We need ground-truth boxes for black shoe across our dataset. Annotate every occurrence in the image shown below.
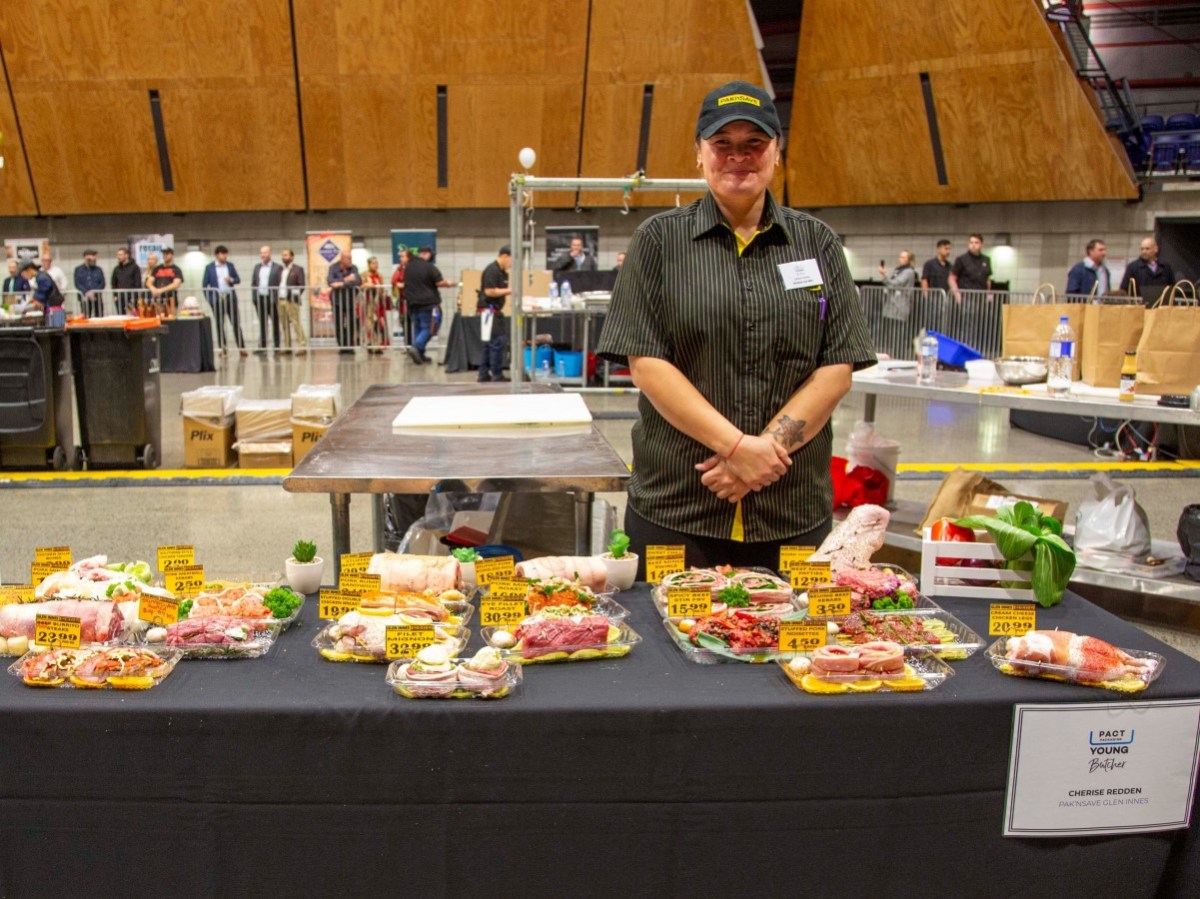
[492,375,510,382]
[419,353,432,365]
[406,346,422,364]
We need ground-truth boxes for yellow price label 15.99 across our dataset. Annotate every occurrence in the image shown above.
[475,556,516,586]
[0,585,35,607]
[385,624,436,660]
[778,621,827,654]
[989,603,1036,637]
[157,545,196,572]
[138,595,181,627]
[778,545,816,571]
[486,579,529,599]
[788,562,832,590]
[34,546,72,566]
[34,614,82,648]
[340,572,382,596]
[339,552,374,575]
[645,545,686,584]
[667,588,712,618]
[164,566,205,596]
[807,586,852,618]
[318,589,360,620]
[480,598,527,627]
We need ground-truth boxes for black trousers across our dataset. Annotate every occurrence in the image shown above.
[254,293,280,349]
[211,293,244,349]
[623,505,832,580]
[81,293,104,318]
[332,289,358,347]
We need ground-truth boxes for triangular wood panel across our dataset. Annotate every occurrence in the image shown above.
[0,68,37,216]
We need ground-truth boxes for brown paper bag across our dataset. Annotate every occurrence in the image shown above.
[1001,284,1084,379]
[917,468,1069,534]
[1081,299,1145,388]
[1136,281,1200,396]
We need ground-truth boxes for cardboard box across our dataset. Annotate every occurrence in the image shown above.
[292,421,331,465]
[181,385,243,419]
[238,440,293,469]
[291,384,342,422]
[235,399,291,442]
[183,416,235,469]
[917,468,1069,533]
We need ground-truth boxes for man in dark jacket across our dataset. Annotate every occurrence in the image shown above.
[551,236,597,273]
[1066,239,1112,297]
[110,247,142,313]
[74,249,106,317]
[202,245,246,356]
[326,249,361,352]
[402,246,453,364]
[23,260,66,328]
[1120,237,1176,303]
[251,245,283,350]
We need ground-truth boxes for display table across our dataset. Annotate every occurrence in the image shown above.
[0,589,1197,895]
[159,316,215,373]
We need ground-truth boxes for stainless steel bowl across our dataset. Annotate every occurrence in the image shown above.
[994,356,1049,385]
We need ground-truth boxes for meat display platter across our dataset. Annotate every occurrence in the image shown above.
[984,638,1166,694]
[386,657,524,700]
[8,646,182,690]
[141,623,277,659]
[800,563,939,616]
[511,593,630,623]
[481,622,640,664]
[661,615,812,665]
[358,596,477,629]
[312,624,470,664]
[651,585,802,620]
[779,648,954,695]
[195,579,305,632]
[833,608,985,661]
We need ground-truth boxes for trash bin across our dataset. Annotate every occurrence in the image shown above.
[70,321,162,469]
[0,325,74,470]
[844,420,901,503]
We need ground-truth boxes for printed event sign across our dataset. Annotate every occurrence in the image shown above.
[1004,700,1200,837]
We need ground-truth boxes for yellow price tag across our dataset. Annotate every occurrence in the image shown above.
[339,552,374,575]
[778,621,827,653]
[34,613,81,648]
[807,586,852,618]
[0,585,35,606]
[667,588,712,618]
[385,624,436,659]
[35,546,72,566]
[31,561,67,583]
[989,603,1037,637]
[486,579,530,599]
[138,595,181,627]
[475,556,516,585]
[156,545,195,571]
[645,545,686,584]
[318,588,360,620]
[788,562,832,590]
[779,545,816,571]
[164,566,205,596]
[340,572,382,596]
[480,598,527,627]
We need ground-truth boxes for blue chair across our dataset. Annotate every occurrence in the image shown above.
[1166,112,1198,131]
[1184,134,1200,175]
[1151,134,1183,173]
[1141,115,1165,133]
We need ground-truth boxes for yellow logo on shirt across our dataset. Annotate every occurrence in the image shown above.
[718,94,761,107]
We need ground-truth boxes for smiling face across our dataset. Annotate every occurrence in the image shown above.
[698,120,779,205]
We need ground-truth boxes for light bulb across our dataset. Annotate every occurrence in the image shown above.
[518,147,536,170]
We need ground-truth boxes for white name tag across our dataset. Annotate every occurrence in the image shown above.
[778,259,823,290]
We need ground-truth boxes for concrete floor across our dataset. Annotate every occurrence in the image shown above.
[2,345,1197,660]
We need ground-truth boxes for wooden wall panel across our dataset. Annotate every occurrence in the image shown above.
[788,0,1137,206]
[0,73,37,215]
[0,0,305,214]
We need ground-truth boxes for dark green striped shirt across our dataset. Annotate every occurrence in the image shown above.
[597,191,876,542]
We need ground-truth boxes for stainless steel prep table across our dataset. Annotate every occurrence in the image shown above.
[282,382,630,566]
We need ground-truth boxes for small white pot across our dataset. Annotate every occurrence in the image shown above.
[458,560,477,590]
[599,552,638,591]
[285,556,325,595]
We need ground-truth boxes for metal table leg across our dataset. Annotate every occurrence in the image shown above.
[330,493,351,585]
[372,494,386,553]
[573,489,593,555]
[863,392,877,425]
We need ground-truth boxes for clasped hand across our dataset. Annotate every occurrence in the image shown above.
[695,436,791,503]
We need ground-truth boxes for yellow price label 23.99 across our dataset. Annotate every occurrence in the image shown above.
[807,586,852,618]
[667,588,712,618]
[989,603,1036,637]
[34,613,81,648]
[318,589,361,620]
[157,545,196,572]
[164,566,205,596]
[475,556,516,586]
[385,624,436,660]
[138,595,181,627]
[778,621,827,654]
[480,598,527,627]
[788,562,832,590]
[645,545,686,584]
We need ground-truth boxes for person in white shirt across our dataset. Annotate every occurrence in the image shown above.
[41,252,68,294]
[277,248,307,355]
[250,245,282,350]
[202,245,246,356]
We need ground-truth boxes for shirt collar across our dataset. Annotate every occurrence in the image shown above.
[692,190,791,246]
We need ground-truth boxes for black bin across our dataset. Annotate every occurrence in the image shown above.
[0,325,75,470]
[70,324,162,468]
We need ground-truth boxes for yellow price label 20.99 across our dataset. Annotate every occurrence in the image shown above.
[385,624,436,660]
[778,545,816,571]
[807,586,852,618]
[138,595,181,627]
[339,552,374,575]
[989,603,1037,637]
[0,585,35,607]
[480,598,527,627]
[645,545,686,584]
[778,621,827,653]
[318,589,360,620]
[164,566,206,596]
[156,545,196,572]
[34,613,82,648]
[788,562,832,590]
[475,556,516,586]
[339,572,381,596]
[34,546,72,566]
[667,588,712,618]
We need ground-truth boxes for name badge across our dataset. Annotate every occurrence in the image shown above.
[778,259,823,290]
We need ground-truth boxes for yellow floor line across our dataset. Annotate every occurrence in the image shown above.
[898,460,1199,473]
[0,468,291,482]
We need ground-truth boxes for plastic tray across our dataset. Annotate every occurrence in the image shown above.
[189,579,305,632]
[985,637,1166,694]
[312,623,470,664]
[481,622,640,664]
[651,584,800,620]
[358,594,476,629]
[8,646,181,689]
[662,614,814,665]
[800,563,937,616]
[386,656,523,699]
[834,609,984,661]
[779,648,954,694]
[142,619,277,659]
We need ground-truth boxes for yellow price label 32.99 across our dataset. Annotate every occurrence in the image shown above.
[645,545,686,584]
[667,588,712,618]
[385,624,436,659]
[989,603,1037,637]
[778,621,827,653]
[34,613,82,648]
[807,586,852,618]
[319,589,361,620]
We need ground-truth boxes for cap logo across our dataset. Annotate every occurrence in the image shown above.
[718,93,761,107]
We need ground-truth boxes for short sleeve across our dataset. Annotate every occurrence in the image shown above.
[815,230,877,372]
[951,256,965,278]
[596,224,671,366]
[431,265,444,282]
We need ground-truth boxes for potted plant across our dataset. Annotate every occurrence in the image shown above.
[451,546,481,589]
[598,529,637,590]
[285,539,325,595]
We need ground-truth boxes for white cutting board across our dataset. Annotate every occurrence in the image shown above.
[392,393,593,430]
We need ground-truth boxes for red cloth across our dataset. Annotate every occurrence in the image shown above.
[831,456,889,508]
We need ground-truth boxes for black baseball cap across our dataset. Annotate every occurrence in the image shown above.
[418,245,433,255]
[498,246,512,256]
[83,248,98,256]
[696,81,780,140]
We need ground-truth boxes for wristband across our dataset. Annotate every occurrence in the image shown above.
[727,432,745,459]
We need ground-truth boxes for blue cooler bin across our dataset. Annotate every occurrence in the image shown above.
[523,345,554,374]
[554,351,584,378]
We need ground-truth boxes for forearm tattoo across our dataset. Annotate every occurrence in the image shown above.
[768,415,806,448]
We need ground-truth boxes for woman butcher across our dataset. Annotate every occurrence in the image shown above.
[596,81,876,573]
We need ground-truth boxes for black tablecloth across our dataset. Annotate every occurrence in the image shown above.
[159,316,215,373]
[442,313,604,374]
[1,589,1198,896]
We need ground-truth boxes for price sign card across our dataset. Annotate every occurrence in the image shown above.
[475,556,516,585]
[0,585,34,606]
[1004,700,1200,837]
[340,572,381,596]
[808,586,852,618]
[157,545,195,572]
[788,562,832,590]
[645,545,686,584]
[778,621,827,653]
[164,566,205,596]
[486,579,529,599]
[339,552,374,575]
[31,561,67,584]
[778,545,816,571]
[990,604,1037,637]
[667,588,712,618]
[480,599,527,627]
[138,594,180,627]
[34,614,81,648]
[35,546,72,566]
[385,624,436,660]
[318,589,360,620]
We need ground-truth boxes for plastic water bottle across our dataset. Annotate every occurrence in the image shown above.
[548,282,559,307]
[1047,315,1075,397]
[917,332,938,385]
[560,279,572,302]
[537,357,552,382]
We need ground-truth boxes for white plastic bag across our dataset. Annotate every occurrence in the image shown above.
[1074,472,1151,557]
[844,421,901,502]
